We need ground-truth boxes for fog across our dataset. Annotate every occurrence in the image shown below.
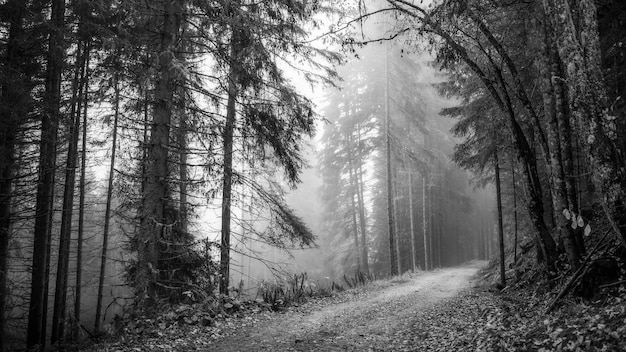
[226,46,499,295]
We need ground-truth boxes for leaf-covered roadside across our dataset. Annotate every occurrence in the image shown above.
[79,296,275,352]
[79,277,377,352]
[394,285,626,352]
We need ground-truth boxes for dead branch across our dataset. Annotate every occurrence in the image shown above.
[545,228,612,313]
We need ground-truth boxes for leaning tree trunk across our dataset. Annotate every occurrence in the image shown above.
[51,35,88,346]
[27,0,65,348]
[74,44,90,339]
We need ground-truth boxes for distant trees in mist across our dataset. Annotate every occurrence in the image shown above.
[318,41,497,278]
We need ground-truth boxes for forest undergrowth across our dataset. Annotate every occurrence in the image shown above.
[76,272,374,352]
[77,243,626,352]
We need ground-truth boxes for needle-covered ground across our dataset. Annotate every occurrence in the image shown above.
[84,259,626,352]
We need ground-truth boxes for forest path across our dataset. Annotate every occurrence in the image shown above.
[210,261,486,351]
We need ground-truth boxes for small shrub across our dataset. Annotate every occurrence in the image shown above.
[343,270,373,288]
[257,272,336,310]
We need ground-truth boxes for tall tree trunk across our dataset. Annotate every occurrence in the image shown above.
[52,36,87,346]
[494,149,506,287]
[220,25,241,295]
[141,55,150,196]
[552,62,584,255]
[355,126,369,273]
[408,164,417,271]
[74,45,90,339]
[347,136,361,271]
[428,170,435,268]
[356,165,369,273]
[384,43,398,276]
[136,0,182,306]
[179,93,188,235]
[0,1,26,349]
[435,161,443,268]
[27,0,65,348]
[95,68,119,332]
[394,172,402,273]
[406,122,417,271]
[349,167,361,271]
[430,169,437,268]
[422,171,430,270]
[479,212,486,260]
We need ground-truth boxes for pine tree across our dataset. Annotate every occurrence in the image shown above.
[135,0,184,307]
[27,0,66,348]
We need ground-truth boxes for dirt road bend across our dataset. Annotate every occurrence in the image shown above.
[211,261,487,351]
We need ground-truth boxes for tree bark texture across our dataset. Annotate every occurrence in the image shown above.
[137,0,183,306]
[544,0,626,246]
[536,15,581,269]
